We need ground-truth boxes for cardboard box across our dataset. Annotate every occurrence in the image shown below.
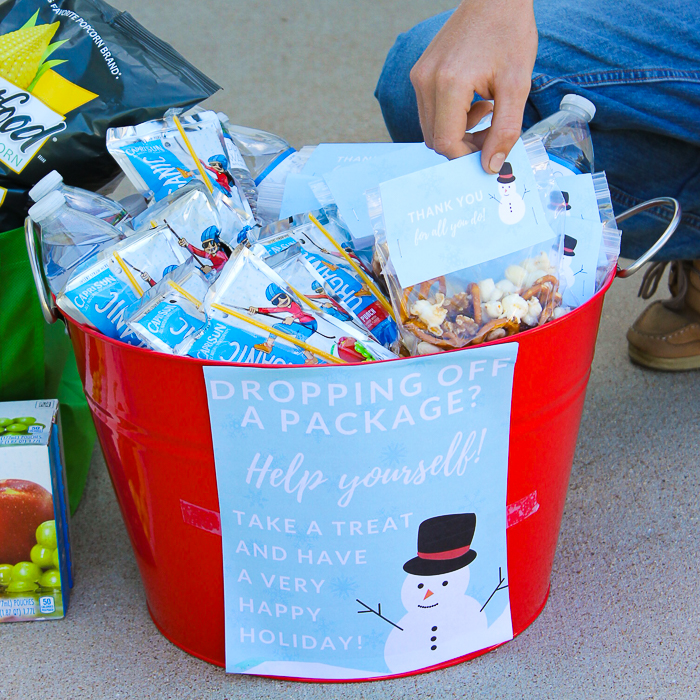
[0,400,72,621]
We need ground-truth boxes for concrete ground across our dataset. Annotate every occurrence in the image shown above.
[3,1,699,698]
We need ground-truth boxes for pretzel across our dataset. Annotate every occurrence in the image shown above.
[469,283,482,325]
[467,318,510,346]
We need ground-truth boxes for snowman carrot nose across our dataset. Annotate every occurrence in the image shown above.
[423,589,434,600]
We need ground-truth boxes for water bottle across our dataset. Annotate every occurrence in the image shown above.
[29,170,128,226]
[29,191,125,295]
[524,94,596,175]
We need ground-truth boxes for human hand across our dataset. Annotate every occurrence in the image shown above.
[410,0,537,172]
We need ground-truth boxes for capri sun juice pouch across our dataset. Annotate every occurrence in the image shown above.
[249,207,399,348]
[57,223,192,343]
[0,0,219,230]
[107,110,255,246]
[126,259,209,354]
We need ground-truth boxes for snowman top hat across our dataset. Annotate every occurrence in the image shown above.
[562,191,571,210]
[564,234,577,256]
[403,513,477,576]
[497,162,516,184]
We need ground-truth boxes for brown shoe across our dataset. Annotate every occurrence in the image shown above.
[627,260,700,370]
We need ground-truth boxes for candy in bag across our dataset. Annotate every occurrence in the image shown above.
[107,110,255,245]
[126,259,209,354]
[57,223,191,343]
[0,0,219,230]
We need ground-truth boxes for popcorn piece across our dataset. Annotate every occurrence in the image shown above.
[483,300,504,320]
[552,306,570,319]
[501,293,529,322]
[495,279,517,296]
[477,278,496,302]
[410,293,448,334]
[522,297,543,326]
[505,265,527,289]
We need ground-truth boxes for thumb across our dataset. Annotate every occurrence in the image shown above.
[480,88,528,174]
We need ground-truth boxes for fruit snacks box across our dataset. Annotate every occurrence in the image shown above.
[0,399,72,622]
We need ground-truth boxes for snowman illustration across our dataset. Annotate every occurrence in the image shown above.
[559,234,579,291]
[494,162,526,224]
[366,513,506,674]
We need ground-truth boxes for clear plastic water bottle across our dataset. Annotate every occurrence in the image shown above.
[214,113,262,221]
[29,170,128,226]
[29,191,125,294]
[216,113,295,182]
[524,94,596,175]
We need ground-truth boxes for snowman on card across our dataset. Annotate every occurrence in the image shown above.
[365,513,511,674]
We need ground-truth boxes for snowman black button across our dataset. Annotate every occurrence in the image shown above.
[432,626,437,631]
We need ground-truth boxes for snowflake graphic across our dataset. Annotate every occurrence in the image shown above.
[291,529,322,551]
[380,443,407,468]
[244,487,269,508]
[360,627,389,651]
[330,575,359,600]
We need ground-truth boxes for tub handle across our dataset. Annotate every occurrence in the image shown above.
[25,216,59,324]
[615,197,681,278]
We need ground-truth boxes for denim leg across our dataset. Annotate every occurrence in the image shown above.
[375,1,700,261]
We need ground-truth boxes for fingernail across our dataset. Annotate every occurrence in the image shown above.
[489,152,506,174]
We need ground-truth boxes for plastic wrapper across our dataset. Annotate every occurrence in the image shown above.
[0,0,219,230]
[368,136,567,355]
[126,259,209,354]
[107,110,255,246]
[249,207,399,348]
[256,146,314,225]
[185,248,394,365]
[56,223,191,343]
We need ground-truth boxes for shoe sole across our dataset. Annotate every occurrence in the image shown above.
[628,344,700,371]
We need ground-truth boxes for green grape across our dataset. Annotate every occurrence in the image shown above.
[6,580,38,593]
[0,564,13,585]
[35,520,57,549]
[39,569,61,589]
[52,548,60,569]
[30,544,55,569]
[12,561,42,582]
[12,417,36,426]
[5,423,29,434]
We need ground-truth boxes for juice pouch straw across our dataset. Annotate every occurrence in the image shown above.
[107,110,255,245]
[0,0,219,231]
[249,207,399,348]
[367,136,566,355]
[57,223,192,343]
[126,259,209,354]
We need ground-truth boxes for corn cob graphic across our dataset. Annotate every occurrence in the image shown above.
[0,21,59,90]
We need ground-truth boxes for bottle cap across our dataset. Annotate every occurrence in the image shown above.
[28,170,63,202]
[28,191,66,222]
[560,94,596,121]
[216,111,230,124]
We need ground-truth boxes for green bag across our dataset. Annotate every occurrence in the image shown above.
[0,225,95,514]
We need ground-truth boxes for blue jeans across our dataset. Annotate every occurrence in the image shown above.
[375,1,700,262]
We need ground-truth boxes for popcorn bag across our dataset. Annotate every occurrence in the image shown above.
[0,0,219,230]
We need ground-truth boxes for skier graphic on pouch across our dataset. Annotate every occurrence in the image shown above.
[356,513,509,674]
[140,264,179,288]
[178,226,232,273]
[492,162,526,225]
[248,284,320,364]
[307,280,353,321]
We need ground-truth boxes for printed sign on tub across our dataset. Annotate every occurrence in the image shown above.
[204,344,518,679]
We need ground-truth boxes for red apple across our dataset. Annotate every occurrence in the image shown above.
[0,480,54,565]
